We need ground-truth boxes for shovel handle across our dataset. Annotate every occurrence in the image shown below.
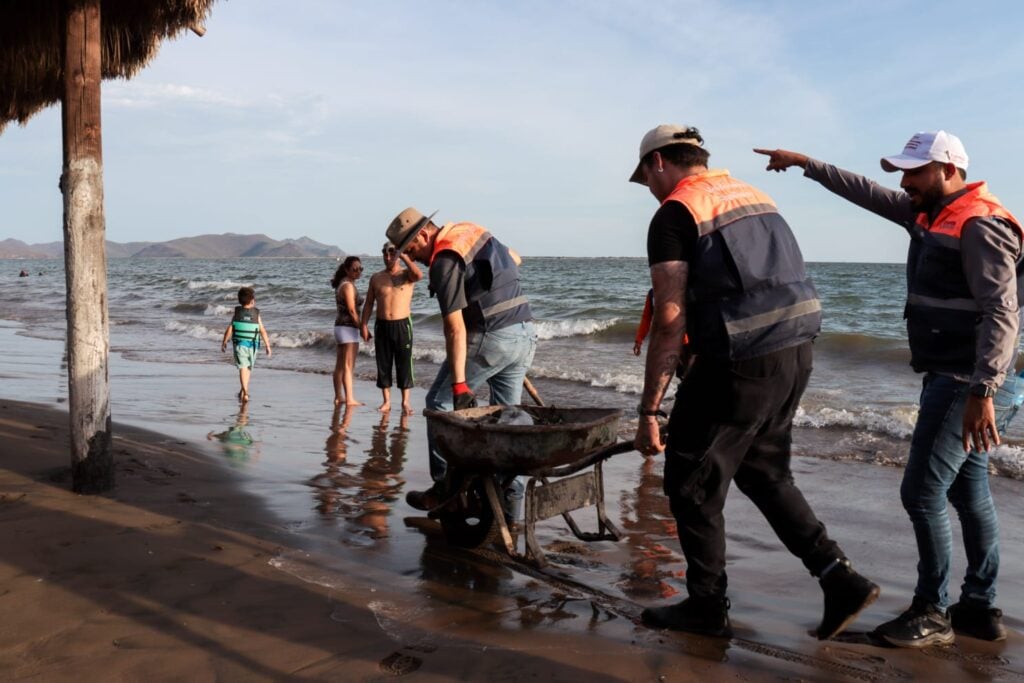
[523,376,544,407]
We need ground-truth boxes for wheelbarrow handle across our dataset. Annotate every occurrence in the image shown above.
[534,439,637,478]
[531,425,668,478]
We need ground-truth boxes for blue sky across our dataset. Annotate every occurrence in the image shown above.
[2,1,1023,261]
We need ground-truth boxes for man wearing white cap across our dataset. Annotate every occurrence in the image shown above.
[757,131,1023,647]
[631,125,878,641]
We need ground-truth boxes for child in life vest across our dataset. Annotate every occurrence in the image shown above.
[221,286,272,402]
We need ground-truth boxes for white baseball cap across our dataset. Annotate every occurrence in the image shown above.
[880,130,969,172]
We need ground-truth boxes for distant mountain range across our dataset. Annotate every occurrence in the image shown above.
[0,233,345,259]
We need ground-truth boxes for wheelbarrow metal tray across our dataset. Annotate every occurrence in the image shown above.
[424,406,623,474]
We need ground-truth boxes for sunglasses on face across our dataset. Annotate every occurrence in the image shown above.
[384,248,397,255]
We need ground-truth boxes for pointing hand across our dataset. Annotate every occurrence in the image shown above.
[753,148,809,172]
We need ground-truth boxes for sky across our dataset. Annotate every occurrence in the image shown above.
[2,0,1024,261]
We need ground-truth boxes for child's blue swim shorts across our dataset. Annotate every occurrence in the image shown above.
[234,344,257,369]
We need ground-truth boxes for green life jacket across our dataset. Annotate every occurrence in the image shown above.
[232,306,261,348]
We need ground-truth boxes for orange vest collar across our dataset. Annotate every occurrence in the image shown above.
[917,182,1022,239]
[429,222,489,266]
[660,169,730,206]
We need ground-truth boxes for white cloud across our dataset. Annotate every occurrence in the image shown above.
[104,81,248,109]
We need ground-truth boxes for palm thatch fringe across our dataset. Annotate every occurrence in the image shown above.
[0,0,216,133]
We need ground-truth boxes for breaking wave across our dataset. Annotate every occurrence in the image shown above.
[534,318,621,340]
[186,279,249,292]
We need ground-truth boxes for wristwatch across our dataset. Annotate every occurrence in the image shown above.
[969,383,996,399]
[637,404,667,418]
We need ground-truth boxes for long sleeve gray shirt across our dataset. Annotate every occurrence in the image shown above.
[804,158,1021,390]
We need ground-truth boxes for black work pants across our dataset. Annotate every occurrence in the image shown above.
[664,341,842,599]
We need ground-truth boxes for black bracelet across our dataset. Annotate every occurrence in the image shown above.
[637,405,667,418]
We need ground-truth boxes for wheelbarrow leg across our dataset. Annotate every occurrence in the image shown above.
[482,477,518,558]
[555,464,621,542]
[523,477,548,567]
[593,461,622,540]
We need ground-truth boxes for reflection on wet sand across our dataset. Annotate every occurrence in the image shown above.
[309,408,409,543]
[206,402,258,464]
[616,456,684,600]
[325,404,353,465]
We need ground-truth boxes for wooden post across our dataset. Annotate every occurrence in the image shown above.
[61,0,112,493]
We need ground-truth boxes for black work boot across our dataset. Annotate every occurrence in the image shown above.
[872,596,954,648]
[816,559,880,640]
[949,601,1007,642]
[641,596,732,637]
[405,482,446,511]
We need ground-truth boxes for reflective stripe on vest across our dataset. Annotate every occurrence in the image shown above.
[723,298,823,335]
[905,182,1023,374]
[430,222,532,332]
[664,170,820,360]
[481,295,530,318]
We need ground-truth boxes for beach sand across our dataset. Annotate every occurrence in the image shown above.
[3,321,1024,681]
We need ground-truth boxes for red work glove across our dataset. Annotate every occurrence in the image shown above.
[452,382,478,410]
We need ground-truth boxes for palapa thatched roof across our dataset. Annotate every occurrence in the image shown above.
[0,0,216,134]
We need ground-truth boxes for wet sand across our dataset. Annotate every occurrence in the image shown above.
[2,321,1024,681]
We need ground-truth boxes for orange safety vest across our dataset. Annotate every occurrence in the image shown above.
[905,182,1023,375]
[662,169,820,360]
[429,222,531,332]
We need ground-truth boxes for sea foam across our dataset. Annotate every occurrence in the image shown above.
[203,304,234,317]
[186,279,249,292]
[165,320,221,341]
[794,405,918,439]
[534,318,620,340]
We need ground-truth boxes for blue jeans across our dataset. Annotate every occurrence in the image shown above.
[426,321,537,481]
[902,372,1019,609]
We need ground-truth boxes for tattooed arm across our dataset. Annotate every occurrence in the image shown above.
[634,260,687,455]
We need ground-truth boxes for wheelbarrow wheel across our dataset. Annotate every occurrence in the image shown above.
[438,477,495,548]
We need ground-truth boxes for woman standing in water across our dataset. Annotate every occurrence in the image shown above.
[332,257,365,406]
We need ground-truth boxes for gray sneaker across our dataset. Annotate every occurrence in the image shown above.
[872,596,954,648]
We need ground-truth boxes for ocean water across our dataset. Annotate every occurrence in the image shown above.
[4,256,1024,477]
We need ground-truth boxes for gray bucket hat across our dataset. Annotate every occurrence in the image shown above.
[386,207,438,253]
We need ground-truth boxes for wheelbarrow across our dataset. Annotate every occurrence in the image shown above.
[421,405,635,567]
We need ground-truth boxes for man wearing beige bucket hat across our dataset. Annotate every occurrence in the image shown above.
[386,207,536,511]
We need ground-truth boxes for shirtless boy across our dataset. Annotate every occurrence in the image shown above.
[360,242,423,414]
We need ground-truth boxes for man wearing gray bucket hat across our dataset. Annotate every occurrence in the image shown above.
[757,131,1023,647]
[632,124,878,641]
[386,207,536,511]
